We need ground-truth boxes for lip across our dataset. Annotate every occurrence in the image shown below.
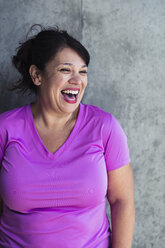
[62,97,77,104]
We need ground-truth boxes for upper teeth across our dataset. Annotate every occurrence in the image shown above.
[62,90,79,94]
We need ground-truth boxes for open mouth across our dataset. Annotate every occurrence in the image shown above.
[61,89,79,102]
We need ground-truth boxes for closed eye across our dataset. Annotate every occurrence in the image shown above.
[80,71,87,74]
[60,68,71,72]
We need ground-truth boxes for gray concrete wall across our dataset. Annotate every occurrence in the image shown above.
[0,0,164,247]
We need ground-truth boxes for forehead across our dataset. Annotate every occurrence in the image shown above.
[51,47,86,67]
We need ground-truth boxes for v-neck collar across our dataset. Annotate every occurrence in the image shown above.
[26,103,83,160]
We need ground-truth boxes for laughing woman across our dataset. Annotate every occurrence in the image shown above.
[0,25,135,248]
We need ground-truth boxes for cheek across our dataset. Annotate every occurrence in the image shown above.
[53,74,68,85]
[83,78,88,88]
[48,75,65,88]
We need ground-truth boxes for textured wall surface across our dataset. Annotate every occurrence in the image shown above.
[0,0,164,247]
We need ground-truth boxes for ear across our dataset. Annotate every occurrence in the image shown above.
[29,65,42,86]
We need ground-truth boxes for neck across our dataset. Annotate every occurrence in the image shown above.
[31,101,79,131]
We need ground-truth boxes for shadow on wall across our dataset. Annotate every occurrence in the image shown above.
[0,77,35,114]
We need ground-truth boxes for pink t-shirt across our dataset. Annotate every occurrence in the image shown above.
[0,103,130,248]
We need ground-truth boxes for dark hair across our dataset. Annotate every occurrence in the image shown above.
[10,24,90,94]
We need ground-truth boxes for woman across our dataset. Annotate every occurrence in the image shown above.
[0,25,135,248]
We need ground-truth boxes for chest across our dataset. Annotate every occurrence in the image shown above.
[39,130,72,154]
[35,123,75,154]
[0,118,108,213]
[0,136,107,212]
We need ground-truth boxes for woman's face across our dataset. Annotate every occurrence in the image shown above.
[38,47,88,115]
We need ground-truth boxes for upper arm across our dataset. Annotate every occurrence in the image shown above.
[107,163,134,205]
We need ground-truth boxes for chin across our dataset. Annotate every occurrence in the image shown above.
[61,103,79,113]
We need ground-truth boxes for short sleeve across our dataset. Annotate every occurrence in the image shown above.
[103,115,130,171]
[0,128,6,163]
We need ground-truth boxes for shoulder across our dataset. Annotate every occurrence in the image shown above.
[0,105,30,157]
[82,103,112,120]
[0,105,28,131]
[82,103,118,128]
[81,103,127,144]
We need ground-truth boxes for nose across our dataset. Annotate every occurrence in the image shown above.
[68,74,82,85]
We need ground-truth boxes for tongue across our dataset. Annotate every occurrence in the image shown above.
[62,93,76,101]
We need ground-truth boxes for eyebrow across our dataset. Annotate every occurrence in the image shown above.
[59,63,87,68]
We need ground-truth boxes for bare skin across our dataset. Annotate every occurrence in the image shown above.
[107,163,135,248]
[29,47,88,154]
[31,102,79,154]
